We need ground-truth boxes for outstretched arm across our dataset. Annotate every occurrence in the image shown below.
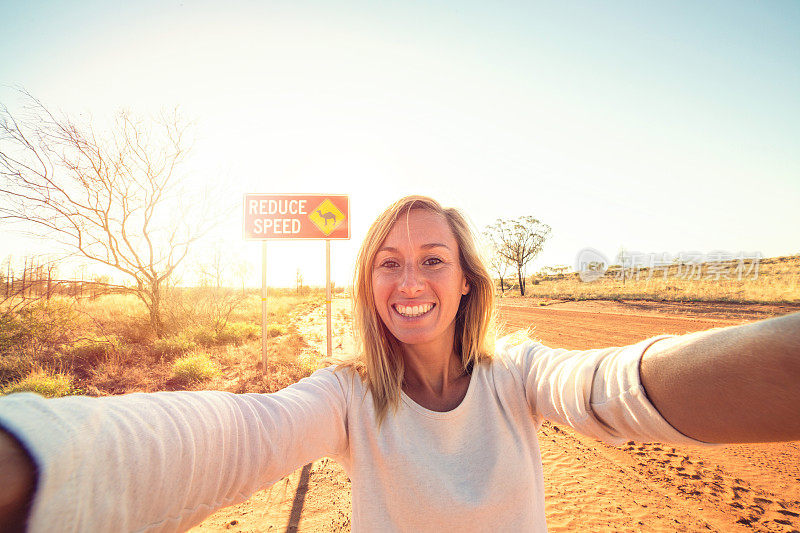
[640,312,800,443]
[0,367,349,532]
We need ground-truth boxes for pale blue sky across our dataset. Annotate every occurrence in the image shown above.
[1,1,798,286]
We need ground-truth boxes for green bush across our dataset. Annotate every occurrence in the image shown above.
[2,369,76,398]
[153,334,197,357]
[171,353,219,383]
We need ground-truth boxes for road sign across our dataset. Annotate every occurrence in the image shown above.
[243,194,349,240]
[308,198,345,236]
[244,193,350,376]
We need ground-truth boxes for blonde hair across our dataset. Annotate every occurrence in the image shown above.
[342,195,495,426]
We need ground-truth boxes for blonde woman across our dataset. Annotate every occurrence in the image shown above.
[1,195,799,532]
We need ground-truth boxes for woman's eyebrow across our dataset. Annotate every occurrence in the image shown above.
[377,243,451,254]
[421,243,450,251]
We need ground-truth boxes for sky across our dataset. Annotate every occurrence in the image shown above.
[1,0,799,287]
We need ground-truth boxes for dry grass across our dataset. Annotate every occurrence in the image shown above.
[521,255,800,304]
[1,288,329,398]
[2,367,76,398]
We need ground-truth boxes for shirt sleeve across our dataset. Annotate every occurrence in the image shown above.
[0,366,350,533]
[498,335,713,446]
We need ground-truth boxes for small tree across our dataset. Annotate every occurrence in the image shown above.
[189,245,246,335]
[234,259,252,296]
[0,92,217,337]
[296,268,304,295]
[485,217,551,296]
[482,238,511,294]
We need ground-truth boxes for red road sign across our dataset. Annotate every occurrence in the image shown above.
[243,194,350,240]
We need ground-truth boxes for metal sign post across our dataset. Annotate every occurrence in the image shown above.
[261,240,268,374]
[326,239,332,359]
[243,194,350,376]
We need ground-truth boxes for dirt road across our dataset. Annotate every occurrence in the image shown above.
[193,299,800,532]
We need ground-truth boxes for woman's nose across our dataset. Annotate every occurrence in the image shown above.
[399,263,424,294]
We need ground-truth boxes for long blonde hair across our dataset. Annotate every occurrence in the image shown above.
[343,196,495,425]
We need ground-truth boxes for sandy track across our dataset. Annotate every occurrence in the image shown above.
[497,299,750,350]
[193,299,800,532]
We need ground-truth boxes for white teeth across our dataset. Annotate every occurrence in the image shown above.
[395,303,433,317]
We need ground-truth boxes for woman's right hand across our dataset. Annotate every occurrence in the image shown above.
[0,429,36,532]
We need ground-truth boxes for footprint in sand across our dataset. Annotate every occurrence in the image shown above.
[732,485,750,497]
[618,437,800,531]
[764,507,800,528]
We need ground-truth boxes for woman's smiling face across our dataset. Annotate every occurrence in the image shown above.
[371,209,469,351]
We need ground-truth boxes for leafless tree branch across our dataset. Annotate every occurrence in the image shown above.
[0,91,218,336]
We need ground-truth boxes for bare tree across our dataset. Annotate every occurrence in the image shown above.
[485,217,552,296]
[182,245,246,335]
[482,238,511,295]
[187,242,247,334]
[234,259,252,296]
[0,92,217,337]
[0,254,64,334]
[196,243,226,290]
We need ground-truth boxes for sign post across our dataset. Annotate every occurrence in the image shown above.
[261,241,267,374]
[326,239,332,359]
[244,194,350,375]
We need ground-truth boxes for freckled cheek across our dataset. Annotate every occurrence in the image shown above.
[371,274,393,309]
[427,269,463,290]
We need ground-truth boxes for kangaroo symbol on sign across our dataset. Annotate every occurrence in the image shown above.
[317,210,337,226]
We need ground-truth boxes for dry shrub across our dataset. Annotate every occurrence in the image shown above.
[177,322,260,349]
[262,333,321,392]
[0,299,82,357]
[1,288,328,399]
[261,292,324,325]
[525,255,800,304]
[162,287,248,337]
[217,322,260,345]
[115,316,155,345]
[2,368,76,398]
[68,335,121,368]
[0,353,33,385]
[267,324,287,338]
[0,299,84,389]
[86,354,166,395]
[219,331,318,395]
[79,294,153,344]
[152,334,197,359]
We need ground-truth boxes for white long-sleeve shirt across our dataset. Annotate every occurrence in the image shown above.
[0,335,707,532]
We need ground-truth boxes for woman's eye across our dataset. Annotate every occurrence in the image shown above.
[423,257,443,266]
[379,260,399,268]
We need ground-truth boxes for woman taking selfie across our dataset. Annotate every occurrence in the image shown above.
[1,195,799,532]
